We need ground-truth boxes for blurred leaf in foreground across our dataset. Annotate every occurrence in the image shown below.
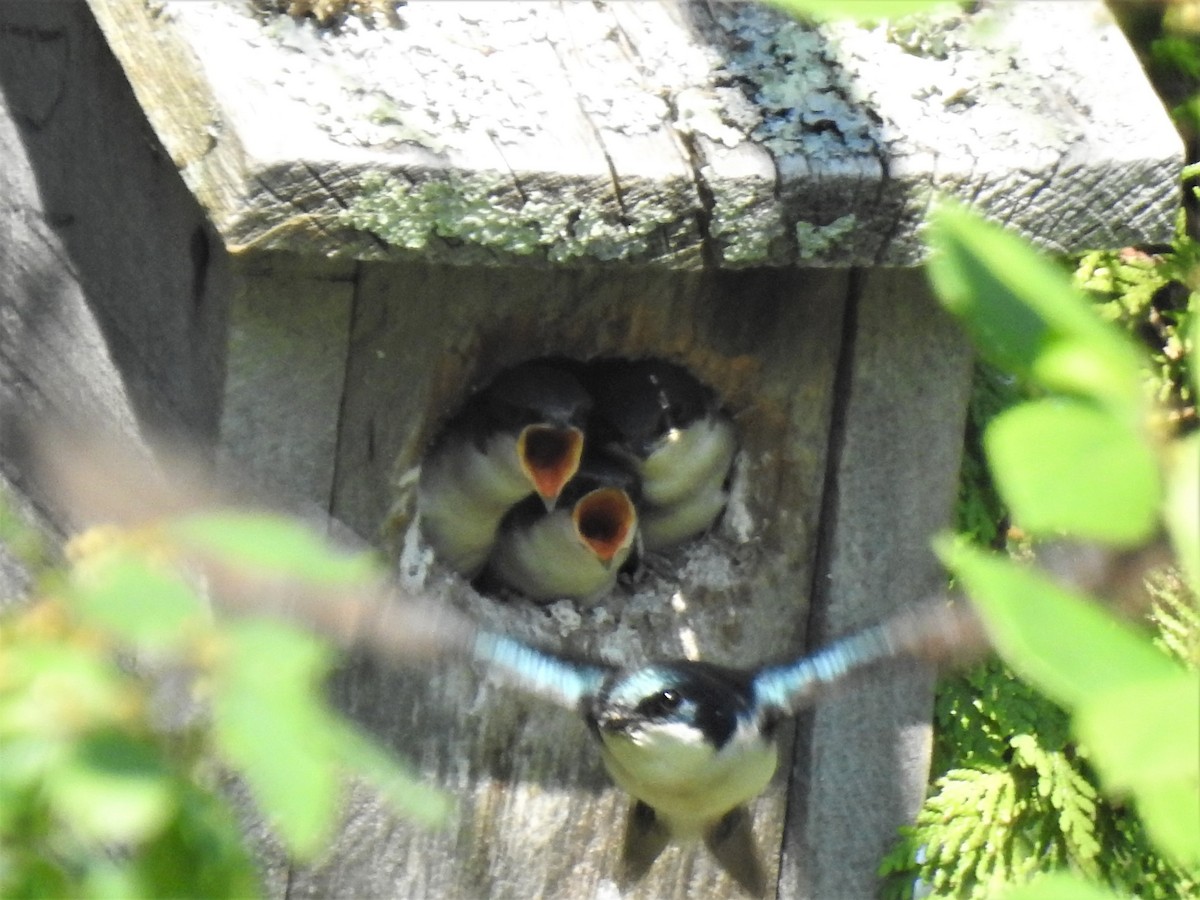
[983,398,1162,546]
[763,0,952,21]
[928,203,1147,418]
[935,539,1178,708]
[938,538,1200,871]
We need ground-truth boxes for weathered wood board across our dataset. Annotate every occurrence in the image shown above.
[781,268,974,898]
[0,0,230,531]
[218,253,356,507]
[86,0,1182,269]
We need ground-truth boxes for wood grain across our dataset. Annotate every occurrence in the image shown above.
[85,0,1181,268]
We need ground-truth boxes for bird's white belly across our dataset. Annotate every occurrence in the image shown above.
[640,417,736,509]
[490,511,627,600]
[417,434,530,574]
[598,725,777,833]
[639,483,728,551]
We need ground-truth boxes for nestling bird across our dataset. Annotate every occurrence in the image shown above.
[585,359,737,552]
[485,453,639,601]
[417,362,592,577]
[469,602,972,895]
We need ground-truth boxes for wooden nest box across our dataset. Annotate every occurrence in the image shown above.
[0,0,1181,897]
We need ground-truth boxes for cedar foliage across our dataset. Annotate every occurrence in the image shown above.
[880,200,1199,899]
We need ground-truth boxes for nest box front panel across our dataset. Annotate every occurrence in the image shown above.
[311,260,850,898]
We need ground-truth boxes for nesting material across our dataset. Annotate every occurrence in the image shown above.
[416,357,738,602]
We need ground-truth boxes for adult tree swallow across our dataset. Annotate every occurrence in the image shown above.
[469,602,973,895]
[417,362,592,577]
[486,454,639,601]
[585,359,737,552]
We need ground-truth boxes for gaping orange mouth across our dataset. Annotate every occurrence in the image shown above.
[573,487,637,563]
[519,425,585,505]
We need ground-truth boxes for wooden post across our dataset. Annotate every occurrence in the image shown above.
[781,268,974,899]
[0,0,229,533]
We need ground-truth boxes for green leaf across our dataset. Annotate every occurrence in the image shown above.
[2,855,74,899]
[935,538,1179,711]
[136,783,263,899]
[0,736,65,797]
[172,512,377,585]
[1075,671,1200,868]
[49,730,175,844]
[928,203,1146,415]
[0,640,130,738]
[984,399,1161,545]
[68,555,207,649]
[0,488,51,573]
[81,863,145,900]
[1187,292,1199,398]
[210,620,340,858]
[1164,433,1200,594]
[762,0,951,20]
[1134,779,1200,876]
[330,721,451,828]
[998,870,1127,900]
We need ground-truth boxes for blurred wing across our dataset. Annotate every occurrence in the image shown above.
[28,421,479,665]
[471,631,612,710]
[753,600,984,715]
[31,422,227,530]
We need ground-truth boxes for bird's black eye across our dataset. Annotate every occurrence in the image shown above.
[637,688,682,718]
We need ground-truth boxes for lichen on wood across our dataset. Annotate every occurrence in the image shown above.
[343,172,689,264]
[88,0,1183,268]
[251,0,404,29]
